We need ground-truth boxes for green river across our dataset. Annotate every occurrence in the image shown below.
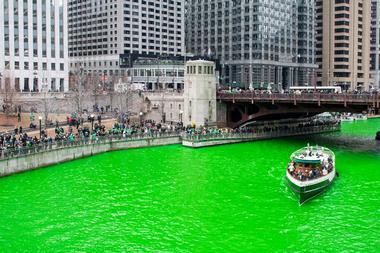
[0,119,379,252]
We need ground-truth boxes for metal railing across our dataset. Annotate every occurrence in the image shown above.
[182,124,340,143]
[0,123,341,160]
[0,132,181,160]
[217,92,380,107]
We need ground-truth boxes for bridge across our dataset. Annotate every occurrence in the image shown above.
[217,92,380,127]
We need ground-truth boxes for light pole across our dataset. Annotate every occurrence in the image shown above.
[42,76,49,127]
[139,112,143,126]
[90,114,95,131]
[38,116,42,139]
[0,72,2,89]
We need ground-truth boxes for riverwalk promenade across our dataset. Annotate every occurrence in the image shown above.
[0,121,340,177]
[182,124,340,148]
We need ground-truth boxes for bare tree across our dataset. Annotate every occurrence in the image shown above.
[90,73,102,111]
[41,92,60,127]
[0,75,18,116]
[70,67,87,113]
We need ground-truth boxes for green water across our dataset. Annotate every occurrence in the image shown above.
[0,120,379,252]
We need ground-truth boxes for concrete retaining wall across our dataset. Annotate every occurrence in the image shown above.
[0,136,181,177]
[182,127,340,148]
[183,139,244,148]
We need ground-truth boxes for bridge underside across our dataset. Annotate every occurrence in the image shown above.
[224,102,370,128]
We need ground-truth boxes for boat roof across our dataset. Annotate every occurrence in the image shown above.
[291,145,334,164]
[293,157,322,164]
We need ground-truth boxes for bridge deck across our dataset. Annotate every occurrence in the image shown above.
[217,92,380,108]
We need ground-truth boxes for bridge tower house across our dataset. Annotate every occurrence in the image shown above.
[183,60,217,127]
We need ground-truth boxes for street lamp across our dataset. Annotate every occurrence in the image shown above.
[38,116,42,139]
[90,114,95,131]
[139,112,143,126]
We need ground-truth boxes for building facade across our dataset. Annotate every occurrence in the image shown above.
[0,0,69,92]
[129,58,185,91]
[371,0,380,90]
[68,0,185,80]
[143,91,184,123]
[183,60,216,127]
[316,0,371,91]
[185,0,317,90]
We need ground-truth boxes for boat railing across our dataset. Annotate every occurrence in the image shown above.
[286,169,335,187]
[291,145,335,160]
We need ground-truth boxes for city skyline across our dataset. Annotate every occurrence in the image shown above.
[0,0,379,92]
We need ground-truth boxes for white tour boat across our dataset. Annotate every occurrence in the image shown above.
[286,145,337,205]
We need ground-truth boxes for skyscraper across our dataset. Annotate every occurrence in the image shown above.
[185,0,317,89]
[0,0,69,92]
[316,0,371,91]
[68,0,185,77]
[371,0,380,90]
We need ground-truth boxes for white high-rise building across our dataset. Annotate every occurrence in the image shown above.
[68,0,185,77]
[0,0,69,92]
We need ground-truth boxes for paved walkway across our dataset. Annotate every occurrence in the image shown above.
[0,112,117,136]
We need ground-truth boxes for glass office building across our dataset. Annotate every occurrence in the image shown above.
[185,0,317,89]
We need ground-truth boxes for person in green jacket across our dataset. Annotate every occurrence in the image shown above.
[69,134,76,144]
[91,133,97,142]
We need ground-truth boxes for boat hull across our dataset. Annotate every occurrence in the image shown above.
[287,173,336,205]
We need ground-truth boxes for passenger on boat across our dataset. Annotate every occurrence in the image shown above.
[290,162,330,181]
[288,163,295,173]
[328,163,333,172]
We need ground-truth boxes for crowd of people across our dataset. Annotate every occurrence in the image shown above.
[0,115,185,158]
[0,110,340,159]
[0,130,50,156]
[288,153,334,182]
[218,87,378,95]
[184,116,339,138]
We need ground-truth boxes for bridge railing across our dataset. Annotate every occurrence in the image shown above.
[182,124,340,142]
[217,92,379,105]
[0,132,181,161]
